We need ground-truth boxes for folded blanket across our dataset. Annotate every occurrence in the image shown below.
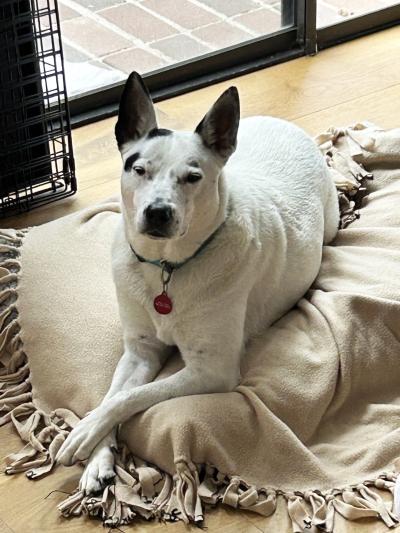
[1,123,400,532]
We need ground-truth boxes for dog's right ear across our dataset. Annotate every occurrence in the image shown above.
[115,72,157,150]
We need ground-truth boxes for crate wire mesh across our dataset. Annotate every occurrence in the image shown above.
[0,0,76,216]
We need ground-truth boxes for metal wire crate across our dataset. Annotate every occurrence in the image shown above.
[0,0,76,217]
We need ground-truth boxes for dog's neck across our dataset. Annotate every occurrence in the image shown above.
[124,174,229,265]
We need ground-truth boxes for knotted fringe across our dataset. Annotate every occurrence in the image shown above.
[1,130,400,531]
[0,229,75,478]
[285,475,399,533]
[315,123,378,229]
[55,456,399,532]
[0,229,31,426]
[4,404,79,478]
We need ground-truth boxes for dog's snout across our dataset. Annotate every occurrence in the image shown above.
[141,201,178,238]
[145,204,173,226]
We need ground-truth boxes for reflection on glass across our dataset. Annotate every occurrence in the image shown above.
[317,0,399,28]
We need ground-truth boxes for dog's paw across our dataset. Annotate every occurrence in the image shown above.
[56,410,111,466]
[79,444,116,495]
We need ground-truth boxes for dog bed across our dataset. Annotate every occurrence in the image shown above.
[1,123,400,532]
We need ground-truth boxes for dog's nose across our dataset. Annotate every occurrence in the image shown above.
[145,204,173,227]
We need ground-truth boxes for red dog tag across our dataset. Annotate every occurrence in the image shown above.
[154,292,173,314]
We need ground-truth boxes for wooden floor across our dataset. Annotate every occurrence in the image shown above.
[1,25,400,533]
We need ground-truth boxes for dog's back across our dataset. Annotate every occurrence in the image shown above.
[224,116,339,337]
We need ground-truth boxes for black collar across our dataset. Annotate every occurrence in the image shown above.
[129,222,225,273]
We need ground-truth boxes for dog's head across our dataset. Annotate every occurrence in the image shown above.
[116,72,240,240]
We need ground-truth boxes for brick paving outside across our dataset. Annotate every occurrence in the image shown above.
[58,0,398,96]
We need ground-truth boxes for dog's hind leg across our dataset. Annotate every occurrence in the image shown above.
[79,430,117,494]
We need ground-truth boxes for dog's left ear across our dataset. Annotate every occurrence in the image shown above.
[195,87,240,161]
[115,71,157,150]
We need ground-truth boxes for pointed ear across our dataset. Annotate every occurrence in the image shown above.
[195,87,240,161]
[115,72,157,150]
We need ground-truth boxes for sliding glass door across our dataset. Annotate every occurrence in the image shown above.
[55,0,399,125]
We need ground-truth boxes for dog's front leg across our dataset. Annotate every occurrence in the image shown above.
[102,335,170,403]
[57,335,169,469]
[57,347,240,466]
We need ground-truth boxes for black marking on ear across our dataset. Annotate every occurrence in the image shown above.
[124,152,140,171]
[195,117,208,143]
[147,128,172,139]
[195,86,240,160]
[115,71,157,149]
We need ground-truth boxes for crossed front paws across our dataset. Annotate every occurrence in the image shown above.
[56,409,112,466]
[79,443,116,494]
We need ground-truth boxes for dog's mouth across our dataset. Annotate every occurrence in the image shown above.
[145,229,170,239]
[140,220,184,240]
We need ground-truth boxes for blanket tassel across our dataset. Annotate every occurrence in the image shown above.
[0,229,31,427]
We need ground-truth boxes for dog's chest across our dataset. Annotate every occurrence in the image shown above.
[139,256,244,346]
[138,266,193,344]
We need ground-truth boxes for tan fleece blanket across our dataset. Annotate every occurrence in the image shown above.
[1,123,400,532]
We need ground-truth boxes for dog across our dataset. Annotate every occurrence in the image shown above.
[56,71,339,493]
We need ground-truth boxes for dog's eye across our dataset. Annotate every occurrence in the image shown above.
[133,166,146,176]
[186,172,202,183]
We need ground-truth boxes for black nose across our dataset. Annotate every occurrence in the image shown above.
[145,204,173,227]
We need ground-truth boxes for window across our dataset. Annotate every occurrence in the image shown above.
[57,0,399,125]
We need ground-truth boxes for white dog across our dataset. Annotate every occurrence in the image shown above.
[56,72,339,493]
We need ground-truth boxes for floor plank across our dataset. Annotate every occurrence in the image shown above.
[294,84,400,135]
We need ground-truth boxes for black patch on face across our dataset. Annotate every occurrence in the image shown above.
[147,128,172,139]
[188,160,200,168]
[124,152,140,172]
